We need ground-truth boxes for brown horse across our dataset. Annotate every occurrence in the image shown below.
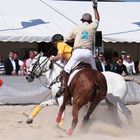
[56,67,107,135]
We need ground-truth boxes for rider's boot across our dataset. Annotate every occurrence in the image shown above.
[55,70,69,98]
[59,70,69,93]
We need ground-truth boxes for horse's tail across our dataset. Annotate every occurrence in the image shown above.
[93,71,107,99]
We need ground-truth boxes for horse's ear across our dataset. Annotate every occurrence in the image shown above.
[37,52,44,58]
[40,51,44,56]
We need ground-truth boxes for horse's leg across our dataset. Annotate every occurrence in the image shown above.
[57,96,65,127]
[67,103,81,136]
[82,101,96,124]
[105,97,121,125]
[106,94,134,125]
[26,98,58,124]
[117,99,134,125]
[56,89,70,124]
[82,90,106,125]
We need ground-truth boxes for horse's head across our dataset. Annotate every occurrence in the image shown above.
[26,52,49,82]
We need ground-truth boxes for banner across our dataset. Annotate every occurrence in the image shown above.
[0,75,140,105]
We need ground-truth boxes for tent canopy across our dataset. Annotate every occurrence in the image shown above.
[0,0,140,43]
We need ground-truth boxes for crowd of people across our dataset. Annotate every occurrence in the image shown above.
[0,50,38,76]
[95,50,138,76]
[0,1,139,78]
[0,49,139,77]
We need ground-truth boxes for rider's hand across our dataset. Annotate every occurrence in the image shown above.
[50,56,55,61]
[93,2,97,9]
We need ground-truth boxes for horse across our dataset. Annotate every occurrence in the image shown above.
[26,52,133,134]
[26,52,107,135]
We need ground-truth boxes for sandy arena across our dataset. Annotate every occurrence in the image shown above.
[0,103,140,140]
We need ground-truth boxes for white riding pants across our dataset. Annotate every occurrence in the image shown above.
[64,48,97,73]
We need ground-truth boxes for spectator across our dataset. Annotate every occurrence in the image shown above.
[120,50,127,63]
[4,51,19,75]
[123,54,136,75]
[34,51,38,56]
[138,61,140,74]
[112,57,128,76]
[95,52,111,72]
[25,50,35,74]
[14,52,24,75]
[111,51,119,65]
[0,54,5,75]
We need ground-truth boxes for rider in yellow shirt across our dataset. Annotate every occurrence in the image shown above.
[50,34,72,64]
[50,34,72,93]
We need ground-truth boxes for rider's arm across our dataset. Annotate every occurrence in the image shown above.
[93,1,100,22]
[50,42,64,61]
[50,54,63,61]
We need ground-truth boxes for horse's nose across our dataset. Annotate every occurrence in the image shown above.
[26,75,34,82]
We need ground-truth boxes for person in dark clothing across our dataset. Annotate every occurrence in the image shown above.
[4,51,19,75]
[112,57,128,76]
[95,52,111,72]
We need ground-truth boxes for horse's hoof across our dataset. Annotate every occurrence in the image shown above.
[67,128,73,136]
[26,118,33,124]
[58,119,64,127]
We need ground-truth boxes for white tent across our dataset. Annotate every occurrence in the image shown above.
[0,0,140,43]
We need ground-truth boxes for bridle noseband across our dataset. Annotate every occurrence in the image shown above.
[30,56,49,78]
[30,55,63,89]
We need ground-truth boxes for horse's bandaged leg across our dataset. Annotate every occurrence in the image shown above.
[31,105,42,118]
[26,105,42,124]
[58,112,65,127]
[56,112,63,123]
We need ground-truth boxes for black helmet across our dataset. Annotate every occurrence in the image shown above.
[51,34,64,44]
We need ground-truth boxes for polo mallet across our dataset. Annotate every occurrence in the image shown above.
[22,91,52,119]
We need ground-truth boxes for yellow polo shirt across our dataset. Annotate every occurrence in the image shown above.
[57,42,72,61]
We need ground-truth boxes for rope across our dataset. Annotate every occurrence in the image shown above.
[40,0,77,25]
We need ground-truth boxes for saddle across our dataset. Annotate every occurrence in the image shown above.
[70,62,91,74]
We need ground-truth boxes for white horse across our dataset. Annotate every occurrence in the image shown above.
[26,52,133,126]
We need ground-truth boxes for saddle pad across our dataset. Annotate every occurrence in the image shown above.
[67,69,83,86]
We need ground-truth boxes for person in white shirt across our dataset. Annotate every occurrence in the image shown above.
[123,54,136,75]
[25,51,35,74]
[120,50,127,63]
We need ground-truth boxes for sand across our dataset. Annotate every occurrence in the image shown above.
[0,104,140,140]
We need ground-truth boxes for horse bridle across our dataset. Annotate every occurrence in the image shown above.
[30,56,49,78]
[30,55,64,89]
